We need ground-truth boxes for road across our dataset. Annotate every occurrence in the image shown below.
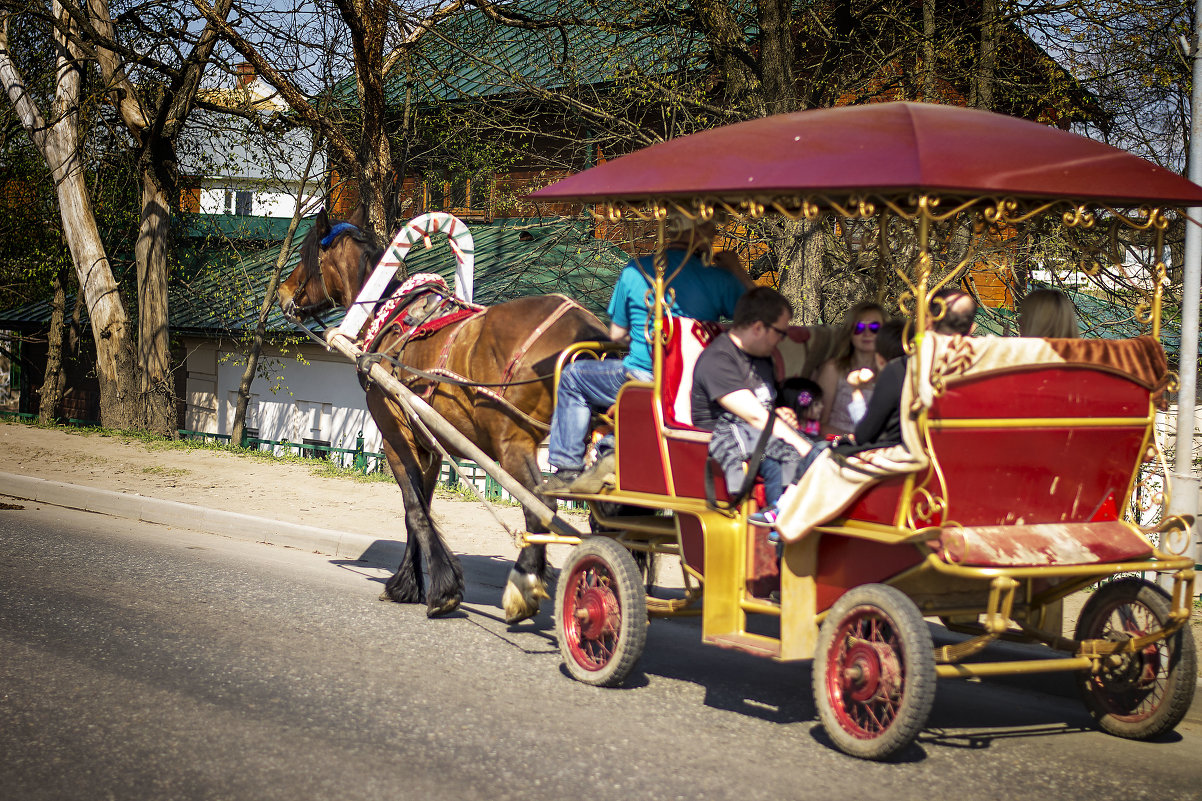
[1,504,1199,801]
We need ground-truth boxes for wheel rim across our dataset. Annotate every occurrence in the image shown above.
[826,606,906,739]
[1087,598,1167,723]
[561,555,622,672]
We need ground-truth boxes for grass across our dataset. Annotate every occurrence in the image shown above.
[141,466,189,477]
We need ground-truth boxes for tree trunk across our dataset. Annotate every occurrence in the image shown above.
[922,0,937,101]
[136,163,175,436]
[973,0,998,110]
[756,0,796,115]
[232,143,319,446]
[48,134,138,429]
[776,218,826,324]
[38,267,68,422]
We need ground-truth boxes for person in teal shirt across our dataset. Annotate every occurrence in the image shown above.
[544,220,747,491]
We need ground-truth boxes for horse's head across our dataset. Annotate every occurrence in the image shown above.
[278,206,380,322]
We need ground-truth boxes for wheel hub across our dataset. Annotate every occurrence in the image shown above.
[843,640,901,703]
[575,586,617,640]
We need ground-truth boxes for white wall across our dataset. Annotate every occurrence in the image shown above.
[197,185,321,219]
[182,338,382,454]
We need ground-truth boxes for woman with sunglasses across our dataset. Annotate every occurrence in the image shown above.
[814,301,885,437]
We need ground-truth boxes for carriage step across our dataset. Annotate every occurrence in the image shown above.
[705,632,781,659]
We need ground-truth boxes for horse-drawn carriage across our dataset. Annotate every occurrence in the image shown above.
[282,102,1199,760]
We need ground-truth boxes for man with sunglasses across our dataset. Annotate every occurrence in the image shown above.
[692,287,819,523]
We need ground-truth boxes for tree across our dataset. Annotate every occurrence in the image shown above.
[0,0,234,432]
[0,1,139,426]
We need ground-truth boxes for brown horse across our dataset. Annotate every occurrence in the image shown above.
[278,208,608,620]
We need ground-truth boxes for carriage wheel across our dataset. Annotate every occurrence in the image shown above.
[1075,577,1197,740]
[813,584,936,761]
[555,536,648,687]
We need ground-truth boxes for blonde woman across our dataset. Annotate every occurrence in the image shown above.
[1018,288,1079,338]
[815,301,885,437]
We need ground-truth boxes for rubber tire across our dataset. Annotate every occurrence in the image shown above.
[555,536,648,687]
[813,584,937,761]
[1075,577,1197,740]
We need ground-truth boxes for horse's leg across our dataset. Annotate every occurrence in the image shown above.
[377,431,464,616]
[415,446,465,617]
[378,439,425,605]
[500,447,553,625]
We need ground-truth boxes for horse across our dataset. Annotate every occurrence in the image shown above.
[278,208,608,620]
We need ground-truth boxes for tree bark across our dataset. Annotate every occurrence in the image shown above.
[973,0,998,110]
[136,162,174,435]
[776,218,826,325]
[756,0,796,114]
[921,0,936,101]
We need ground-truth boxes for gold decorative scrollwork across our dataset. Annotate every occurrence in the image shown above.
[908,485,947,528]
[1061,205,1095,228]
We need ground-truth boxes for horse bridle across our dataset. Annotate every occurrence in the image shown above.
[287,226,369,319]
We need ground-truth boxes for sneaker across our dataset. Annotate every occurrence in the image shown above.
[749,505,779,526]
[542,468,582,493]
[568,453,616,493]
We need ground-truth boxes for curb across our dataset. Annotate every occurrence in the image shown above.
[0,471,404,567]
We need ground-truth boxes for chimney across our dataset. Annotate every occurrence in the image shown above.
[236,63,255,87]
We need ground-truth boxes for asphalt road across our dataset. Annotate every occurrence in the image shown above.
[1,504,1199,801]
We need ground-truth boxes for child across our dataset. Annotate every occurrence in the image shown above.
[777,377,824,439]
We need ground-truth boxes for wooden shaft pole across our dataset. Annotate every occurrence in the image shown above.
[326,330,584,539]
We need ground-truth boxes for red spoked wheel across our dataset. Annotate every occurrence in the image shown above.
[814,584,936,761]
[1075,577,1196,740]
[555,536,647,687]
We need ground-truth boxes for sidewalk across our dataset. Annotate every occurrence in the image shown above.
[2,421,1199,725]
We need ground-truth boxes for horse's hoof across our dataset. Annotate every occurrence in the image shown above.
[502,568,548,624]
[426,595,462,618]
[380,584,424,604]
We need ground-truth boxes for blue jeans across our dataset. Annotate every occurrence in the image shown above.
[548,359,651,471]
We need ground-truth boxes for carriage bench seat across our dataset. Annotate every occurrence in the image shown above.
[830,333,1171,567]
[616,316,829,500]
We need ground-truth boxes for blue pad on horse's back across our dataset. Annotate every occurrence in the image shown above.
[321,222,359,248]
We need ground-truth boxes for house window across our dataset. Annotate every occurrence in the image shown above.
[224,189,254,216]
[423,176,489,217]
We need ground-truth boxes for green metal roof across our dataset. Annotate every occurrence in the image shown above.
[0,219,628,338]
[384,0,714,105]
[973,285,1182,359]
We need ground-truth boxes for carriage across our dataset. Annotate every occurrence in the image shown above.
[295,102,1198,761]
[523,102,1200,760]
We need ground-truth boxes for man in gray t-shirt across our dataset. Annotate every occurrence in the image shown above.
[691,287,815,521]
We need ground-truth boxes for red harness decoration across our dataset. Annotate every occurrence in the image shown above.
[360,273,484,354]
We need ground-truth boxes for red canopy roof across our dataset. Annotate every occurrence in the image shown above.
[530,102,1202,207]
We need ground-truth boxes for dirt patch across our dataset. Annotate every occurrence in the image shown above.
[0,421,586,564]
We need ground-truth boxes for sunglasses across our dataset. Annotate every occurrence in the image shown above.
[853,321,882,334]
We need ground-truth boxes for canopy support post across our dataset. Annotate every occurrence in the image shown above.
[1170,0,1202,578]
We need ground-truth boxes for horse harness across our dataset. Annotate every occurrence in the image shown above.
[356,273,585,432]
